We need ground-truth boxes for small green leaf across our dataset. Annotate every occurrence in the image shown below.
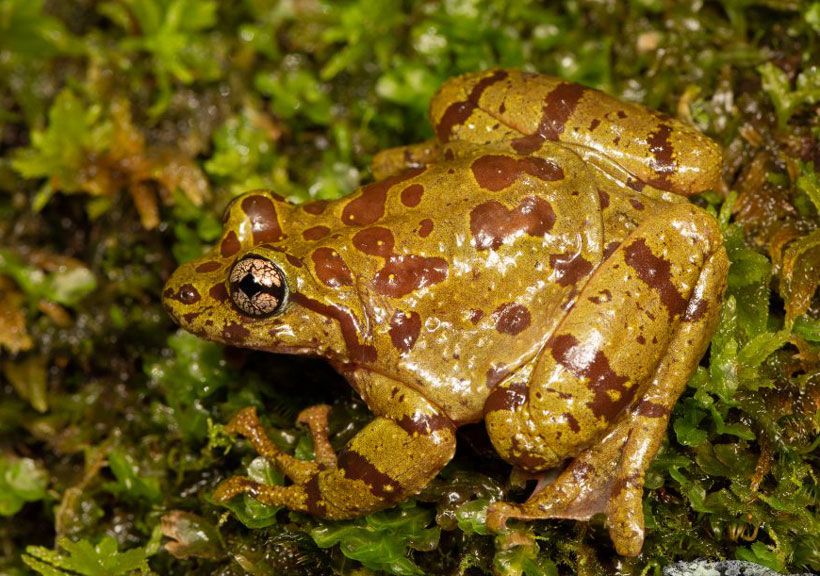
[311,503,438,576]
[103,450,163,504]
[22,536,154,576]
[736,541,786,573]
[673,398,709,447]
[793,315,820,342]
[455,498,492,535]
[0,457,49,516]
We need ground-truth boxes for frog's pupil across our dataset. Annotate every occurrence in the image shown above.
[238,271,265,299]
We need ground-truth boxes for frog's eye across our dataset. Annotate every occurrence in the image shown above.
[228,255,287,317]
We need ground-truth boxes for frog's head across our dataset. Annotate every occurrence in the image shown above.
[162,191,365,364]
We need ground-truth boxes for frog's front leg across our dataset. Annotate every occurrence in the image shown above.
[483,202,728,556]
[214,380,456,519]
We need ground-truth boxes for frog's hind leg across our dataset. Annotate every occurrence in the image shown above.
[483,202,728,556]
[213,381,456,519]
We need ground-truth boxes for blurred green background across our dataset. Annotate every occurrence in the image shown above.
[1,1,819,575]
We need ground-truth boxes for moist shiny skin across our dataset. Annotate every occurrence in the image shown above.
[163,69,728,557]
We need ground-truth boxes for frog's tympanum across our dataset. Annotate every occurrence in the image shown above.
[163,70,728,556]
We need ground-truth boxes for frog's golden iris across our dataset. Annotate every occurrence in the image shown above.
[227,255,288,317]
[162,69,728,556]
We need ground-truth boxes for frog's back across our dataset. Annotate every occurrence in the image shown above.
[309,144,606,423]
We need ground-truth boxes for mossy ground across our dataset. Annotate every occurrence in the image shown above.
[1,1,819,575]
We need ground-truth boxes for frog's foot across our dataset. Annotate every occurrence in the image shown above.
[486,415,637,553]
[370,139,440,180]
[214,383,457,519]
[224,406,319,483]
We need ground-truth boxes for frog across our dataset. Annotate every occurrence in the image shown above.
[162,69,728,557]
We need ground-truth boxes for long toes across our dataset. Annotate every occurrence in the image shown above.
[226,406,260,435]
[212,476,255,502]
[296,404,332,426]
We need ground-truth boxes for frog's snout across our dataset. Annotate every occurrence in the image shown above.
[161,266,203,328]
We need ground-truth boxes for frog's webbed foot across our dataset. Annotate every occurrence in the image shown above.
[214,383,457,520]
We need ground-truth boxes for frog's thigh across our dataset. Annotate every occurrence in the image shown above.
[484,203,727,555]
[484,203,725,470]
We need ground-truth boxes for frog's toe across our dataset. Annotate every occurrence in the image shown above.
[225,406,260,435]
[485,501,518,532]
[212,476,254,503]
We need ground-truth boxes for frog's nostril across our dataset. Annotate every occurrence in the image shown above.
[167,283,201,305]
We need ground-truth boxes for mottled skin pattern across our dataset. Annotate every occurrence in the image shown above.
[163,69,728,556]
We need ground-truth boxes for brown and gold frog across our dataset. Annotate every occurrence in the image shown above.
[162,69,728,556]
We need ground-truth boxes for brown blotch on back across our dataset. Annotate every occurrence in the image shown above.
[436,70,509,142]
[373,255,448,298]
[241,195,286,244]
[550,333,635,420]
[417,218,434,238]
[470,196,556,251]
[312,247,354,287]
[342,168,424,226]
[645,123,675,191]
[511,81,587,152]
[629,197,645,211]
[303,226,331,241]
[352,227,395,258]
[400,183,424,207]
[469,309,485,325]
[221,231,241,257]
[471,155,564,192]
[493,303,531,336]
[549,251,594,287]
[623,238,687,317]
[538,82,587,140]
[389,310,421,354]
[484,379,528,413]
